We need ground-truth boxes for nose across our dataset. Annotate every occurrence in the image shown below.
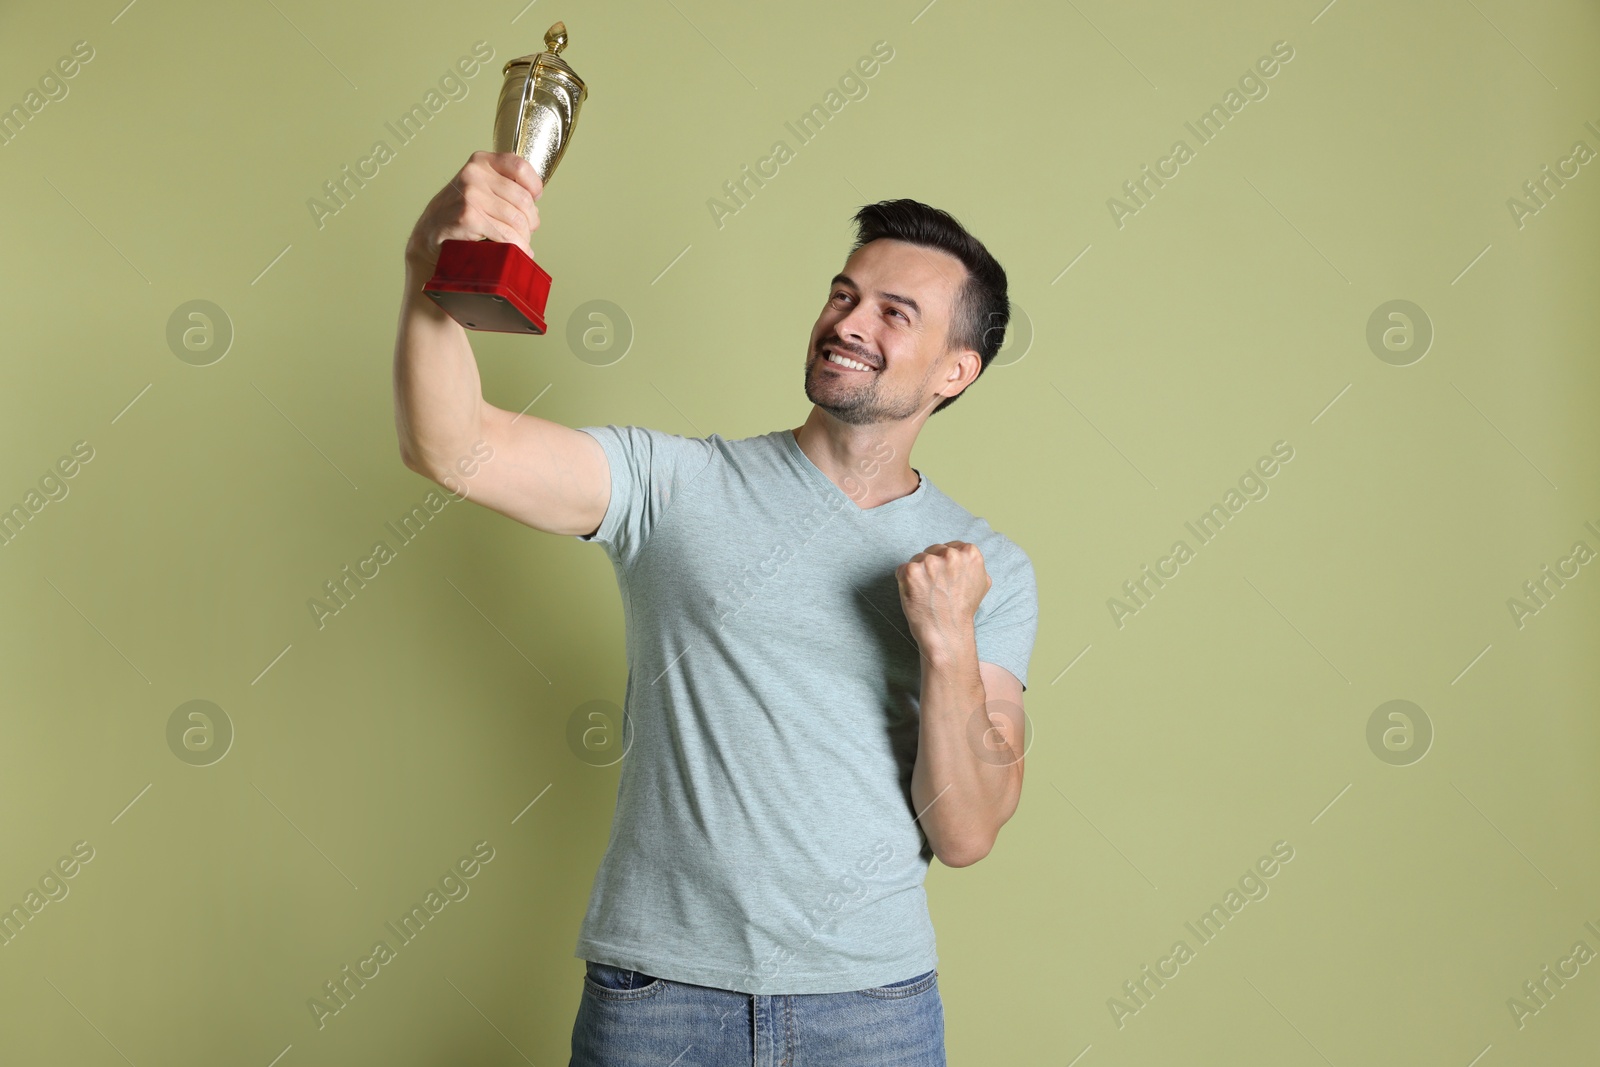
[836,301,872,346]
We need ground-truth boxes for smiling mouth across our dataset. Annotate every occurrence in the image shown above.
[819,345,878,373]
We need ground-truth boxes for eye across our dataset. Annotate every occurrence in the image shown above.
[831,290,852,303]
[887,307,907,321]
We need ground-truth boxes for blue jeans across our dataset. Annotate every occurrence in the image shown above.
[568,960,946,1066]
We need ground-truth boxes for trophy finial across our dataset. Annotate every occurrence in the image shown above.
[545,22,568,54]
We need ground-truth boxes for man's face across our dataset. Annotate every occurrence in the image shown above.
[804,238,974,426]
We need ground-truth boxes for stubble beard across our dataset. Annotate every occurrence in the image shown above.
[804,348,924,426]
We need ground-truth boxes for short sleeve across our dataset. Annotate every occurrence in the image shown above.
[573,425,717,570]
[974,541,1039,692]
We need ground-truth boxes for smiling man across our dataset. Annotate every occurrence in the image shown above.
[394,153,1039,1067]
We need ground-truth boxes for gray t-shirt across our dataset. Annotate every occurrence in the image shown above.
[570,424,1039,994]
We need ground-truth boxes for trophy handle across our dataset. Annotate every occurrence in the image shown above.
[513,66,540,161]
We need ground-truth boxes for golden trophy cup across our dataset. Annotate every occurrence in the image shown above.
[422,22,587,334]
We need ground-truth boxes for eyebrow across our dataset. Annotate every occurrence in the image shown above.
[830,273,921,319]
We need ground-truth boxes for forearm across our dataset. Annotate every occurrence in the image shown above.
[391,263,485,477]
[909,630,1020,867]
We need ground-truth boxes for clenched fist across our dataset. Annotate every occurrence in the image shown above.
[404,151,543,276]
[895,541,992,654]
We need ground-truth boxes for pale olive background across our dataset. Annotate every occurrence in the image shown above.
[1,0,1597,1063]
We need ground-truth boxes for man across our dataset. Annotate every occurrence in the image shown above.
[394,151,1039,1066]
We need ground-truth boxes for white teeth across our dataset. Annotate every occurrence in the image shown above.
[825,351,873,372]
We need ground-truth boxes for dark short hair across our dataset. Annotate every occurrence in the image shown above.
[849,199,1009,415]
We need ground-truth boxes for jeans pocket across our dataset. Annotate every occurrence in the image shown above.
[583,960,667,1001]
[855,968,938,999]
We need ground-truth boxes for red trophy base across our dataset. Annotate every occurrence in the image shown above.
[421,239,552,334]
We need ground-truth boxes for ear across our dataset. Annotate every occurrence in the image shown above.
[937,347,983,402]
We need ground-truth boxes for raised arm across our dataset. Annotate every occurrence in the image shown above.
[392,151,610,536]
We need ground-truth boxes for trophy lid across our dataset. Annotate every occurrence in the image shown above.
[504,21,587,97]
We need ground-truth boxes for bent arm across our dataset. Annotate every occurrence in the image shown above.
[391,264,610,536]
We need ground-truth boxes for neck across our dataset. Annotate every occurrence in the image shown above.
[791,410,921,508]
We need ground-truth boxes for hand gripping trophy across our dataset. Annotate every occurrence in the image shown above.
[422,22,587,334]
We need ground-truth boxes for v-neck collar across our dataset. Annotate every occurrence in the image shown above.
[778,428,926,515]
